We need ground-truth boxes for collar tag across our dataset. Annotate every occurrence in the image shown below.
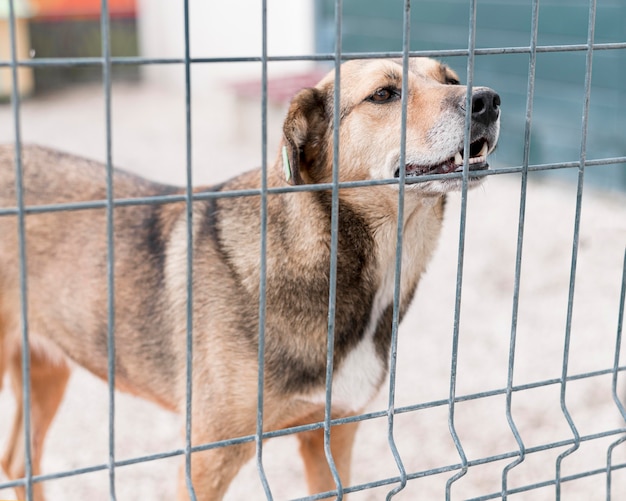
[282,145,292,182]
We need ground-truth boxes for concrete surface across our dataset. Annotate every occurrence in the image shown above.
[1,79,626,500]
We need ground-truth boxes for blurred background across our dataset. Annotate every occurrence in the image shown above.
[316,0,626,190]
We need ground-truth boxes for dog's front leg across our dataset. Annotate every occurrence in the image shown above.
[298,420,360,498]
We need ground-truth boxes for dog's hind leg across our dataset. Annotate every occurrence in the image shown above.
[298,420,360,498]
[176,421,256,501]
[1,343,70,501]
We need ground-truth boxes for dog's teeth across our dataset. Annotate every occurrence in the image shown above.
[454,152,463,165]
[478,141,489,158]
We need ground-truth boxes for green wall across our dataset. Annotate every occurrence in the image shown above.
[316,0,626,190]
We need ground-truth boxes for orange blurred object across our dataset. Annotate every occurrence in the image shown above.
[30,0,136,19]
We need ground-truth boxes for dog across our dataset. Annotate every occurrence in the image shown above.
[0,57,500,500]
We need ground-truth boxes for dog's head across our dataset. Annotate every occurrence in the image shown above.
[281,57,500,195]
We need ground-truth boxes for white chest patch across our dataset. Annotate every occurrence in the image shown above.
[299,204,434,413]
[303,260,397,413]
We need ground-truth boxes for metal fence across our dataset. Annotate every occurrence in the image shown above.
[2,0,626,499]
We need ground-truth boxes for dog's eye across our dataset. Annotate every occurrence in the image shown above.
[446,77,461,86]
[367,87,399,103]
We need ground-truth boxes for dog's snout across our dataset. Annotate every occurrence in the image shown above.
[471,89,500,126]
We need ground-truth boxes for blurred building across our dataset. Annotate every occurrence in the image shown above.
[0,0,34,98]
[316,0,626,190]
[137,0,315,89]
[26,0,138,91]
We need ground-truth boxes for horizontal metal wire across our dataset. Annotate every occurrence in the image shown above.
[469,462,626,501]
[1,156,624,219]
[2,362,624,493]
[4,426,626,499]
[295,452,626,501]
[3,419,624,496]
[1,41,626,68]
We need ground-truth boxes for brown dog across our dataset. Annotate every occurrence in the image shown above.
[0,58,500,500]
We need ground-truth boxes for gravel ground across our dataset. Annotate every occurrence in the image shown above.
[1,81,625,500]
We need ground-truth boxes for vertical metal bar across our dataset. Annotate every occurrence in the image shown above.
[555,0,596,497]
[501,0,540,497]
[322,0,344,497]
[606,250,626,500]
[7,0,32,498]
[445,0,477,497]
[99,1,117,499]
[182,0,197,499]
[384,0,411,498]
[255,0,272,497]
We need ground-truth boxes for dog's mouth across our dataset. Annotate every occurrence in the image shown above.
[395,138,490,178]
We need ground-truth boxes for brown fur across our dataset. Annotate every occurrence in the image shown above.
[0,58,500,499]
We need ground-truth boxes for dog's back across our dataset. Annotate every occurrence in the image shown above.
[0,144,187,407]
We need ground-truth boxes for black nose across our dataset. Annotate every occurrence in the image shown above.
[471,89,500,126]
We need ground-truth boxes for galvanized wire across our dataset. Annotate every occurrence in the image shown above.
[100,0,117,498]
[255,0,273,497]
[7,0,32,499]
[501,0,540,496]
[445,0,477,497]
[555,0,597,496]
[320,1,344,498]
[384,0,412,498]
[2,365,625,494]
[2,41,626,69]
[1,156,625,221]
[3,415,623,498]
[182,1,197,499]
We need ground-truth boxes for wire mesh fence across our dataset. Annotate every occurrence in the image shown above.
[1,0,626,500]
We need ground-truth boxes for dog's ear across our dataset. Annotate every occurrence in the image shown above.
[281,87,329,185]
